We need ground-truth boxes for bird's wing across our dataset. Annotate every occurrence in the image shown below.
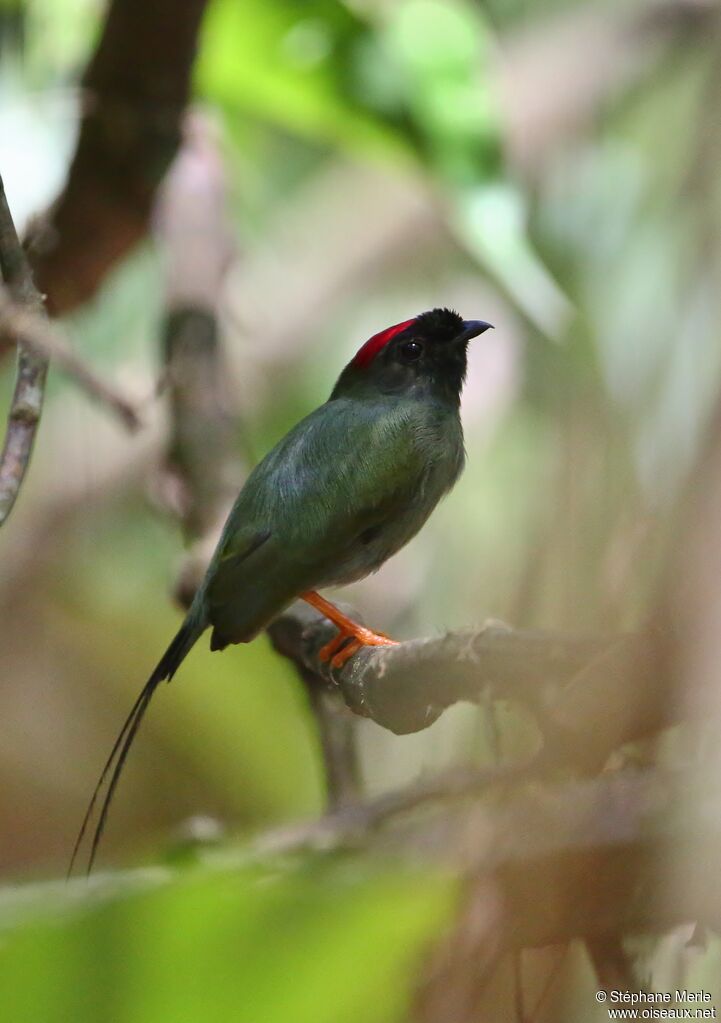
[205,398,428,641]
[258,397,429,548]
[204,528,272,608]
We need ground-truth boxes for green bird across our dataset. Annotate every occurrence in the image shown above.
[70,307,492,873]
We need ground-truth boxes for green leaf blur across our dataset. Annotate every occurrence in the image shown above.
[0,861,455,1023]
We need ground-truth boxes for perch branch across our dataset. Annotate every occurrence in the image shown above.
[0,174,48,526]
[267,602,668,762]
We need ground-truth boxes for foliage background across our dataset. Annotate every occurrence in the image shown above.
[1,0,721,1019]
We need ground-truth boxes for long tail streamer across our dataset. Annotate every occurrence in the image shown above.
[68,618,201,877]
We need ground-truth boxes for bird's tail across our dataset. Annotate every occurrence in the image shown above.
[68,612,205,878]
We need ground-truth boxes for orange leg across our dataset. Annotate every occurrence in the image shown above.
[301,591,398,669]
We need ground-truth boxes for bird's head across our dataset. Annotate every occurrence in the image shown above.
[331,308,493,405]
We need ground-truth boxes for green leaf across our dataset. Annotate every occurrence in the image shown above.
[196,0,409,161]
[0,859,456,1023]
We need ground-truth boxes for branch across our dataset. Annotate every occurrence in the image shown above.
[308,689,363,809]
[1,769,713,958]
[255,758,538,856]
[152,111,242,608]
[0,290,142,431]
[0,0,210,519]
[267,601,665,757]
[251,766,721,957]
[27,0,211,316]
[0,174,48,526]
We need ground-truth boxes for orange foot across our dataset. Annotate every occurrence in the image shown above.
[301,591,398,669]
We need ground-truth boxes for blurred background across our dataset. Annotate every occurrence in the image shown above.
[1,0,721,1019]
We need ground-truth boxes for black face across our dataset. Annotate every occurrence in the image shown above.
[368,308,491,404]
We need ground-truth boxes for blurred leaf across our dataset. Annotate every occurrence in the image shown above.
[452,183,573,339]
[383,0,500,179]
[0,858,456,1023]
[196,0,409,161]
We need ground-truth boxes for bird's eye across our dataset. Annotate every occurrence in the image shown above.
[398,340,423,363]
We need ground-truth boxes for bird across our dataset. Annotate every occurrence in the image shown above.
[69,307,492,874]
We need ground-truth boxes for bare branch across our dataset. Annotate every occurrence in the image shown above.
[255,766,721,953]
[0,290,142,431]
[0,174,48,526]
[309,689,363,809]
[255,758,538,856]
[267,600,666,758]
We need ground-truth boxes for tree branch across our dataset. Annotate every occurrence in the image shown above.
[27,0,211,316]
[0,174,48,526]
[0,289,141,431]
[253,767,721,952]
[2,769,714,962]
[267,601,665,757]
[255,758,539,856]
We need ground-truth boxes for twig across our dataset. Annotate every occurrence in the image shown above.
[0,289,142,431]
[310,690,363,809]
[0,174,48,526]
[254,767,721,953]
[254,757,540,856]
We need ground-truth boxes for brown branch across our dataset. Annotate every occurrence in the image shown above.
[152,112,242,608]
[0,290,142,431]
[0,174,48,526]
[0,0,211,519]
[27,0,210,316]
[267,601,667,760]
[309,689,363,809]
[255,758,538,856]
[256,767,721,947]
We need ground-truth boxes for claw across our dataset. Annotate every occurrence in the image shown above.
[319,630,351,663]
[329,630,397,668]
[301,591,399,669]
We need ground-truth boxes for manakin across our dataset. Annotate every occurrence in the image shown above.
[71,307,492,873]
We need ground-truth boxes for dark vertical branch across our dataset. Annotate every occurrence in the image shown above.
[308,689,363,809]
[28,0,211,316]
[0,0,213,520]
